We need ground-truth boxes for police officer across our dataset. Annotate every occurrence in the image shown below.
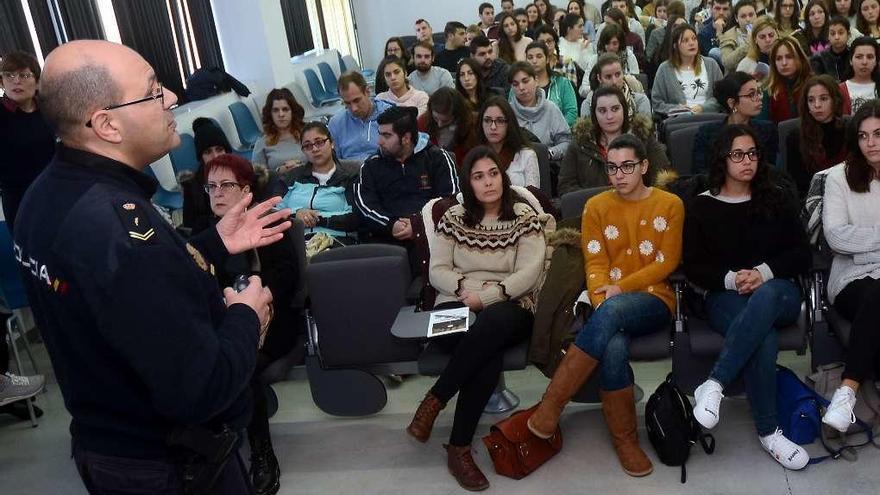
[14,40,292,494]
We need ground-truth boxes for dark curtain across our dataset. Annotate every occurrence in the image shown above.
[186,0,223,70]
[111,0,185,99]
[280,0,314,57]
[26,0,60,59]
[0,1,36,57]
[60,0,105,40]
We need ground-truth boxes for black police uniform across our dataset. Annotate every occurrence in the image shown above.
[14,145,258,494]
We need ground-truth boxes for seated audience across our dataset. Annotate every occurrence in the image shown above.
[528,134,684,478]
[354,106,458,243]
[794,0,832,56]
[496,12,534,63]
[252,88,306,173]
[697,0,732,62]
[479,2,501,38]
[646,0,685,64]
[596,0,647,44]
[811,16,853,81]
[787,75,848,196]
[377,37,411,93]
[559,13,594,72]
[832,0,859,26]
[508,62,572,160]
[736,15,778,79]
[329,71,395,161]
[471,35,511,91]
[857,0,880,39]
[591,22,641,77]
[580,53,650,117]
[535,24,582,87]
[561,86,667,194]
[536,0,556,25]
[203,153,299,494]
[478,96,541,187]
[419,87,480,164]
[527,2,546,34]
[515,8,534,39]
[693,72,778,174]
[602,7,646,72]
[526,41,579,126]
[377,57,430,117]
[775,0,800,38]
[684,124,810,471]
[821,100,880,435]
[718,0,759,73]
[407,145,552,492]
[567,0,599,41]
[466,24,483,46]
[408,41,455,96]
[280,122,360,243]
[840,36,880,115]
[652,23,723,115]
[436,22,471,73]
[180,117,233,235]
[764,36,812,123]
[456,57,496,111]
[415,18,436,47]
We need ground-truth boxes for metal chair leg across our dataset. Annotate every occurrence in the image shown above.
[6,324,38,427]
[483,374,519,414]
[13,313,39,376]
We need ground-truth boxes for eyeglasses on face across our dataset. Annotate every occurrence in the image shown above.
[605,160,642,175]
[737,90,762,101]
[727,149,760,162]
[1,71,35,81]
[301,137,330,152]
[85,83,165,128]
[204,181,242,194]
[482,117,508,127]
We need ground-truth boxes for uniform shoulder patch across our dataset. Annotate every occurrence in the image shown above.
[113,201,156,243]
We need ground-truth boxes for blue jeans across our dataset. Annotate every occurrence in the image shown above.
[707,47,723,68]
[706,279,801,436]
[575,292,670,391]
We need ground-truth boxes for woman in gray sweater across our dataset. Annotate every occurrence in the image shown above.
[651,23,723,116]
[507,61,572,160]
[252,88,307,174]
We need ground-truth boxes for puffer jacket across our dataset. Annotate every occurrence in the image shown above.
[557,114,669,196]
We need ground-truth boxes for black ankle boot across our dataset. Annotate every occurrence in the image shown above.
[248,433,280,495]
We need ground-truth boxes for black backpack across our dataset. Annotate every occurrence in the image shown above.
[645,373,715,483]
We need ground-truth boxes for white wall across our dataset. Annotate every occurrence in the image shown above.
[350,0,489,70]
[212,0,296,91]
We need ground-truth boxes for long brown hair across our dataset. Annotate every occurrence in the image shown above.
[497,12,524,64]
[261,88,305,146]
[767,36,812,98]
[798,75,845,171]
[844,99,880,192]
[669,24,703,76]
[426,88,475,149]
[459,145,519,226]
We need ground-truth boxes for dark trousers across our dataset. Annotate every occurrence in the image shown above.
[73,443,252,495]
[249,353,273,444]
[834,277,880,382]
[430,301,532,447]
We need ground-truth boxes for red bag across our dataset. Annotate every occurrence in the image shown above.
[481,405,563,479]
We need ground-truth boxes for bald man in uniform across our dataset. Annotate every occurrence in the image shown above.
[14,40,291,494]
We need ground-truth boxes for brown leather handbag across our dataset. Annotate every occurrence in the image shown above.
[481,405,563,479]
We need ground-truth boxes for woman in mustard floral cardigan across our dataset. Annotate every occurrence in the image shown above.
[528,134,684,478]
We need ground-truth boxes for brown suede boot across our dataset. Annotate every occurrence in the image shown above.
[445,444,489,491]
[406,392,445,442]
[601,385,654,477]
[527,345,599,439]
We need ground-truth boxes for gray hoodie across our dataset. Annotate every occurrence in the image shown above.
[509,88,572,160]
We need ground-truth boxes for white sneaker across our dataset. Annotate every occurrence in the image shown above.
[760,429,809,470]
[0,372,45,406]
[822,385,857,433]
[693,379,724,429]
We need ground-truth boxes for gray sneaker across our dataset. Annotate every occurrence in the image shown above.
[0,372,45,406]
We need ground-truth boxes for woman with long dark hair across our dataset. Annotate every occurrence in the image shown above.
[419,87,480,164]
[794,0,832,56]
[407,145,553,491]
[787,75,848,196]
[456,57,494,111]
[840,36,880,114]
[652,23,723,114]
[376,37,411,93]
[376,56,430,116]
[477,96,541,187]
[764,36,813,122]
[856,0,880,39]
[253,88,306,173]
[821,100,880,435]
[525,41,579,125]
[685,124,810,471]
[775,0,801,37]
[497,11,534,63]
[602,7,647,70]
[594,21,641,76]
[508,62,572,160]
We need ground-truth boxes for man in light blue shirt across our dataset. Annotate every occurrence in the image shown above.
[328,71,394,161]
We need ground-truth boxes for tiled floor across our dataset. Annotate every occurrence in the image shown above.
[1,344,878,495]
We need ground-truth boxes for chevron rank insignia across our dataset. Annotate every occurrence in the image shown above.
[113,201,157,244]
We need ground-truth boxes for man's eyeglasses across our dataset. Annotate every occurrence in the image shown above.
[301,137,330,152]
[204,181,242,194]
[85,83,165,128]
[0,72,34,82]
[482,117,508,127]
[737,90,762,101]
[605,160,642,175]
[727,149,760,163]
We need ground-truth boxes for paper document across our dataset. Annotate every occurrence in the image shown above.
[427,307,471,338]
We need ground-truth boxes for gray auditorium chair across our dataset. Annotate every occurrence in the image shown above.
[304,244,422,416]
[560,186,608,219]
[662,112,726,144]
[776,118,800,169]
[669,125,703,175]
[808,248,849,370]
[531,142,554,198]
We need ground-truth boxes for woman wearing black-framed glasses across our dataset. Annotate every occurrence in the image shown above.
[683,124,811,471]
